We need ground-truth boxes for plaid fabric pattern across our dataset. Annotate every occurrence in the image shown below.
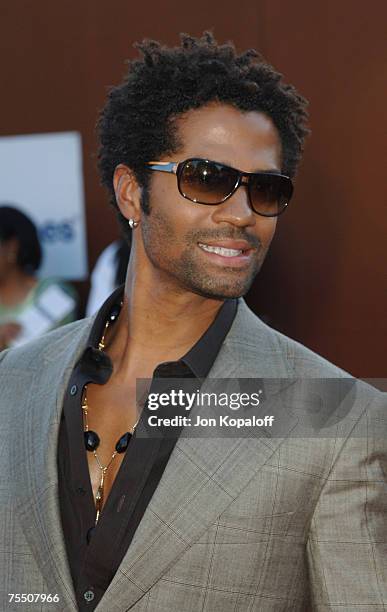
[0,300,386,611]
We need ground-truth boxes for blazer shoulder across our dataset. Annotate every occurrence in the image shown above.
[269,325,350,378]
[0,316,95,371]
[234,299,352,379]
[232,300,382,412]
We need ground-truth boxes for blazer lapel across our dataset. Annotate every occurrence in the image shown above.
[10,320,94,611]
[8,298,297,612]
[99,299,299,612]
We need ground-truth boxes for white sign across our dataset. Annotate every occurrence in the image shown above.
[0,131,88,280]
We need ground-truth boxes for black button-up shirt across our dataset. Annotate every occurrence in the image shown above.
[57,286,237,611]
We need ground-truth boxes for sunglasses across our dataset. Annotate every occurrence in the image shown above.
[146,158,293,217]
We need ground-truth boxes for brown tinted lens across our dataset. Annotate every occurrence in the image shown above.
[249,173,293,216]
[179,159,239,204]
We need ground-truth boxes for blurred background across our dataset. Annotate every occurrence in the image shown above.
[0,0,386,380]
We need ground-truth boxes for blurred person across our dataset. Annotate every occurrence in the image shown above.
[0,205,78,350]
[86,238,130,316]
[0,33,386,612]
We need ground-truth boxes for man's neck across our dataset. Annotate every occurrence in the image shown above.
[104,272,224,381]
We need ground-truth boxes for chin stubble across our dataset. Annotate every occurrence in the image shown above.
[141,211,264,299]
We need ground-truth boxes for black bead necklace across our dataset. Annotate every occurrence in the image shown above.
[82,302,140,525]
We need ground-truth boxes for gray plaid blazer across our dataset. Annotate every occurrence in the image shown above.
[0,298,386,611]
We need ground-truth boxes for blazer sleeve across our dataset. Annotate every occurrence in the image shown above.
[306,392,387,610]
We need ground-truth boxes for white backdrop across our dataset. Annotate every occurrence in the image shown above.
[0,131,88,280]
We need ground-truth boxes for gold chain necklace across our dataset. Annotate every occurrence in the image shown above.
[82,302,139,525]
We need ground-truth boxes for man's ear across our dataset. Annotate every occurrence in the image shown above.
[113,164,142,223]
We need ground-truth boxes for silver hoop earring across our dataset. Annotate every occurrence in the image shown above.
[128,219,139,229]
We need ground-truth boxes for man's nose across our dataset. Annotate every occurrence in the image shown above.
[211,184,256,227]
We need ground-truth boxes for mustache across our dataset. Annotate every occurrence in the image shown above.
[186,229,261,249]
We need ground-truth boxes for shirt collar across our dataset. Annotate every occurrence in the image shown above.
[86,285,237,379]
[180,297,237,378]
[87,284,124,348]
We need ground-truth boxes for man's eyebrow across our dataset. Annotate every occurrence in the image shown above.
[253,167,282,174]
[222,161,282,174]
[194,157,282,174]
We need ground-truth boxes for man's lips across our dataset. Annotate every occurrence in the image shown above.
[197,239,254,251]
[197,240,256,266]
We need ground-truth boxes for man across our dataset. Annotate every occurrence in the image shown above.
[1,32,386,612]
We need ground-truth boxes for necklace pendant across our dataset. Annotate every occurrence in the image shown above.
[84,430,100,451]
[95,483,104,509]
[95,474,105,525]
[95,504,101,525]
[115,431,132,453]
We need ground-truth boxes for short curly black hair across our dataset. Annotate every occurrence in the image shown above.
[97,31,310,240]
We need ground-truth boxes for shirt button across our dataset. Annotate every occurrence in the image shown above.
[84,589,95,602]
[76,486,86,495]
[70,384,78,396]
